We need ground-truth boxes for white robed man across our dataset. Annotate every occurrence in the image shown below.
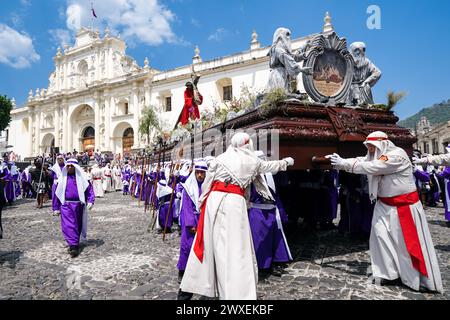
[179,132,294,300]
[112,165,123,191]
[327,131,443,293]
[102,164,114,192]
[90,164,104,198]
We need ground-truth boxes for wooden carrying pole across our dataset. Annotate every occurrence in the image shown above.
[162,162,179,241]
[138,156,147,207]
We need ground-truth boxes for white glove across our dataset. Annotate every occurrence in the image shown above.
[412,156,428,165]
[325,153,346,168]
[283,157,294,166]
[87,203,94,210]
[53,210,60,216]
[176,192,182,198]
[425,184,431,191]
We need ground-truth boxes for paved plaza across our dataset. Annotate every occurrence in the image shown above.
[0,192,449,300]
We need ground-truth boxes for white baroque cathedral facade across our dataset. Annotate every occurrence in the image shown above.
[9,14,333,158]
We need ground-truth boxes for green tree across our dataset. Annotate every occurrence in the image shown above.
[139,106,160,145]
[0,95,13,132]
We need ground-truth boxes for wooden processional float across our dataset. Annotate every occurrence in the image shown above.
[149,31,416,170]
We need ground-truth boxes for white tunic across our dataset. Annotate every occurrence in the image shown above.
[180,150,288,300]
[90,168,104,198]
[341,148,443,293]
[102,167,113,192]
[112,167,123,191]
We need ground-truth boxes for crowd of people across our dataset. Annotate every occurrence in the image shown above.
[0,131,446,299]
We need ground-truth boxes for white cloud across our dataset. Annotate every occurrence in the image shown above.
[63,0,178,46]
[20,0,31,6]
[208,28,228,42]
[49,29,72,47]
[0,24,40,69]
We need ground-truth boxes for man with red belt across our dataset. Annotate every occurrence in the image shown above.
[179,132,294,300]
[327,131,443,293]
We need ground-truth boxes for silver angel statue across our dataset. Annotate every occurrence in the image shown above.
[347,42,381,106]
[266,28,312,94]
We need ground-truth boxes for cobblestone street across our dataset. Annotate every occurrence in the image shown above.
[0,192,449,300]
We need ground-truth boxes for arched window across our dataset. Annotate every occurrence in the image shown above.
[83,126,95,138]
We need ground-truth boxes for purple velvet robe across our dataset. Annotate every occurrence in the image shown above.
[122,168,131,194]
[13,173,21,198]
[177,180,202,271]
[54,176,95,247]
[248,184,292,270]
[338,173,375,236]
[3,170,15,203]
[438,167,450,221]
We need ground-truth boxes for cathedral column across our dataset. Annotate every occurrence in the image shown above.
[54,102,60,148]
[28,111,34,157]
[94,92,100,151]
[132,84,140,149]
[144,79,151,109]
[104,89,111,151]
[35,108,41,155]
[62,100,68,152]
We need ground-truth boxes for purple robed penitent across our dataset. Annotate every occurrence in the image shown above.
[3,171,15,203]
[248,184,292,270]
[54,176,95,246]
[438,167,450,221]
[13,173,21,198]
[157,195,176,230]
[177,180,202,271]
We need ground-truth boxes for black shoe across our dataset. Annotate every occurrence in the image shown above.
[258,269,271,281]
[69,246,79,258]
[372,278,402,286]
[177,289,193,301]
[178,270,184,283]
[446,221,450,228]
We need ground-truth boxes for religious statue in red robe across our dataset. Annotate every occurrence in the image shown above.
[176,80,203,127]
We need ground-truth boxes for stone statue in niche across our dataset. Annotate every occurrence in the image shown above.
[347,42,381,106]
[49,72,57,91]
[266,28,312,95]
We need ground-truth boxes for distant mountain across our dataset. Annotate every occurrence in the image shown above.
[398,100,450,129]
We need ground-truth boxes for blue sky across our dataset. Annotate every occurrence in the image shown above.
[1,0,449,120]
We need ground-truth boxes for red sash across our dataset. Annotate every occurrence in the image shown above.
[193,181,245,263]
[93,177,102,180]
[378,191,428,277]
